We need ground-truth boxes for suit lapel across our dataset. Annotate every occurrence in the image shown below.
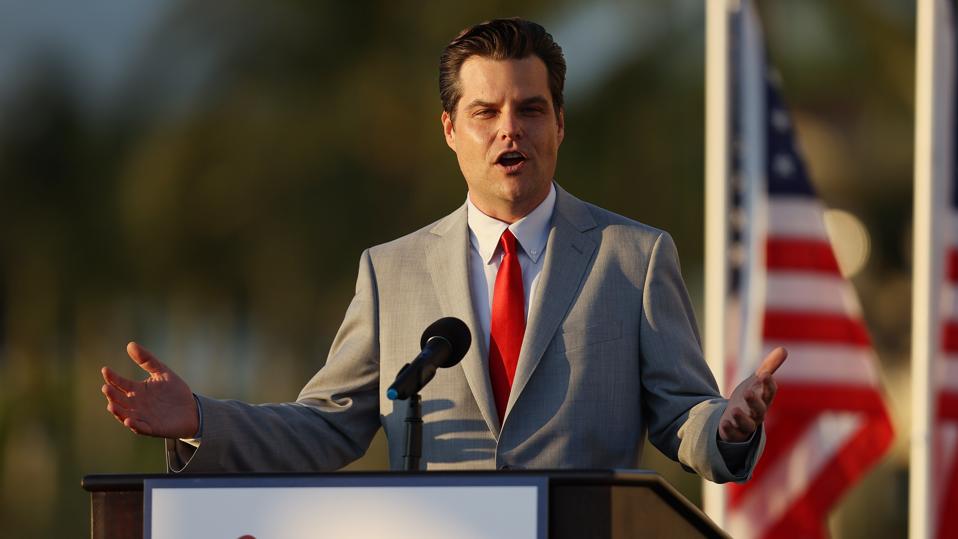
[505,186,597,421]
[425,205,501,438]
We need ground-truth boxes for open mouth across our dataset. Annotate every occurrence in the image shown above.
[496,151,527,169]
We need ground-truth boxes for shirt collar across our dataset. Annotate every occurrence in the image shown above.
[466,183,555,265]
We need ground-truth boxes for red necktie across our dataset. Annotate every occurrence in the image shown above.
[489,229,525,425]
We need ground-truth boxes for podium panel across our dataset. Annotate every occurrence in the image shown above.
[83,470,729,539]
[145,476,546,539]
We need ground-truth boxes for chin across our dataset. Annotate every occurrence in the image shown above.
[503,182,550,207]
[496,180,532,201]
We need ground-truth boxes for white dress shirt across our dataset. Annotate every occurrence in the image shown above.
[465,183,556,354]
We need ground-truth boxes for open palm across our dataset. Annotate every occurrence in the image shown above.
[100,342,199,439]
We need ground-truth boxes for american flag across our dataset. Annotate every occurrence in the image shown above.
[934,1,958,536]
[720,3,894,537]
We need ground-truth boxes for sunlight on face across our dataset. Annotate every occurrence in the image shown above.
[441,55,564,223]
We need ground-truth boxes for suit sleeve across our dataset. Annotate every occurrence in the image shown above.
[638,232,764,483]
[166,249,382,473]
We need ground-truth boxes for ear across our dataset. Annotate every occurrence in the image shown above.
[441,110,456,152]
[556,108,565,146]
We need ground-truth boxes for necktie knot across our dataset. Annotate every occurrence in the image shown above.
[499,229,519,256]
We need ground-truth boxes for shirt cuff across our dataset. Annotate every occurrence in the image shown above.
[178,394,204,448]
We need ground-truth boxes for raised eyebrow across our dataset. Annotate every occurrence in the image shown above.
[465,99,498,110]
[519,96,550,107]
[464,97,550,110]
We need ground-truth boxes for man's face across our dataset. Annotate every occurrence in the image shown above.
[441,55,564,223]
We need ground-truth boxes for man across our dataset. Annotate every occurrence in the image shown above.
[101,18,785,481]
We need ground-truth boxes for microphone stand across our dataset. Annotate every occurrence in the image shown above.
[402,393,423,471]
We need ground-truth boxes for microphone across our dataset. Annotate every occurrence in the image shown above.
[387,317,471,400]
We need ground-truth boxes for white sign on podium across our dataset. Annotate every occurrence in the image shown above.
[145,475,547,539]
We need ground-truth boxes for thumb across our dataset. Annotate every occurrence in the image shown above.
[126,342,168,375]
[756,346,788,379]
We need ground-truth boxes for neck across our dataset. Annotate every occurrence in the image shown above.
[468,188,550,224]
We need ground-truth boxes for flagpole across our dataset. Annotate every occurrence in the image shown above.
[703,0,736,527]
[911,0,946,537]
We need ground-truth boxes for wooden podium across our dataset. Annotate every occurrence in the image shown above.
[82,470,728,539]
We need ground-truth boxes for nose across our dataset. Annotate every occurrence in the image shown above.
[498,110,522,141]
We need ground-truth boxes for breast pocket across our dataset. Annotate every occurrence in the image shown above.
[552,320,623,353]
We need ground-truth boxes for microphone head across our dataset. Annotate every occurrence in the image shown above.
[420,317,471,368]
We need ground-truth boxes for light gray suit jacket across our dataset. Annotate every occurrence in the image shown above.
[167,185,762,482]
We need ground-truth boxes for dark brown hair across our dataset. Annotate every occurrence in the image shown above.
[439,18,566,121]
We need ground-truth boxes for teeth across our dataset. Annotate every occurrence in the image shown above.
[501,152,523,160]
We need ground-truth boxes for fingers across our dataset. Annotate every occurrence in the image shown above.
[101,366,137,393]
[762,376,778,406]
[101,383,135,409]
[106,398,134,427]
[106,400,131,422]
[126,342,168,375]
[720,385,766,442]
[744,389,767,422]
[731,405,757,433]
[718,417,741,441]
[104,394,152,436]
[122,416,153,436]
[720,405,758,441]
[756,346,788,378]
[103,383,136,422]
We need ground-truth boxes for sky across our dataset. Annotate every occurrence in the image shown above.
[0,0,169,111]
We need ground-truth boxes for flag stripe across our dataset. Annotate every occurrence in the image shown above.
[939,452,958,539]
[765,273,863,316]
[727,413,861,518]
[948,247,958,283]
[765,198,829,239]
[770,384,891,413]
[727,389,891,509]
[939,355,958,393]
[761,344,880,386]
[761,412,894,539]
[941,283,958,318]
[766,238,841,275]
[942,320,958,353]
[939,391,958,419]
[763,311,872,346]
[937,424,958,516]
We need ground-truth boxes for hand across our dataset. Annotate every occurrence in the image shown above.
[100,342,199,439]
[719,346,788,443]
